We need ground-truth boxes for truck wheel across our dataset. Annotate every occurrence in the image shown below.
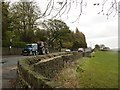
[42,48,45,55]
[45,48,49,54]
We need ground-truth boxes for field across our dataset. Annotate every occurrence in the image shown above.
[54,51,118,88]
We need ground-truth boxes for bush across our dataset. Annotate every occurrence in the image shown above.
[2,40,26,48]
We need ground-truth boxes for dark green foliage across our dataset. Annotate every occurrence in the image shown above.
[2,1,10,39]
[2,1,87,50]
[95,44,100,51]
[71,28,87,50]
[43,19,87,51]
[72,41,82,50]
[43,19,71,49]
[2,40,26,48]
[5,0,41,42]
[12,41,26,48]
[34,29,48,42]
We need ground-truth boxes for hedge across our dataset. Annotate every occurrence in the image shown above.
[2,40,10,47]
[12,41,26,48]
[2,40,26,48]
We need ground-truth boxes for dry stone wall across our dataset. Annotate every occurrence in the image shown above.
[16,52,88,88]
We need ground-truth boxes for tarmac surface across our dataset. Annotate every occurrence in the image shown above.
[1,55,34,88]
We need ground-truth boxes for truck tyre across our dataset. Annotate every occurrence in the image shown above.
[42,48,45,55]
[45,48,49,54]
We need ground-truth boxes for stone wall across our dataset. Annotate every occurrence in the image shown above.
[2,47,23,55]
[16,52,88,88]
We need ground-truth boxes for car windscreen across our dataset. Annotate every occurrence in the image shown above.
[25,45,32,48]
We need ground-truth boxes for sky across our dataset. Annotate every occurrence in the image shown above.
[7,0,119,49]
[33,0,118,49]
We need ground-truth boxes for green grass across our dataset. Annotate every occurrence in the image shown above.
[77,51,118,88]
[53,51,118,88]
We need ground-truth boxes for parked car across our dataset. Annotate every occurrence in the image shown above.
[78,48,84,52]
[65,49,71,52]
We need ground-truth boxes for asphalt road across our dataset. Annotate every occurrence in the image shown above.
[1,55,35,88]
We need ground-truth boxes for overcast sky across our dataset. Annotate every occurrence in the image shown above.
[8,0,119,49]
[37,0,118,49]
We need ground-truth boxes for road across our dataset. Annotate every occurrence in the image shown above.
[1,55,35,88]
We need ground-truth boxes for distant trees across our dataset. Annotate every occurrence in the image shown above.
[2,0,87,50]
[72,28,87,50]
[42,19,70,50]
[42,19,87,51]
[95,44,100,51]
[99,44,105,50]
[9,0,41,42]
[94,44,110,51]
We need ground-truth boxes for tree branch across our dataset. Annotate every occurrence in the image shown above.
[41,0,118,22]
[52,0,67,18]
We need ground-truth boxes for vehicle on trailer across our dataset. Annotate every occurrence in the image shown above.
[22,42,49,56]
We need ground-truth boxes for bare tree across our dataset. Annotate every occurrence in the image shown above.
[40,0,118,22]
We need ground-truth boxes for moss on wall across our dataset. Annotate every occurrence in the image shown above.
[16,52,85,88]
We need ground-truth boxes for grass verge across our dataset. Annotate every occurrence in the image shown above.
[53,51,118,88]
[77,51,118,88]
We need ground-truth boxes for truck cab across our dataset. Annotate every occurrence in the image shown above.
[22,42,49,56]
[22,43,38,55]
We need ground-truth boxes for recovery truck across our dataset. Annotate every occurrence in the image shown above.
[22,42,49,55]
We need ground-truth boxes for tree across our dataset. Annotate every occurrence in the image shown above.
[2,0,89,50]
[61,30,74,49]
[72,28,87,50]
[9,0,41,42]
[95,44,100,51]
[34,28,48,42]
[2,1,10,40]
[42,19,70,50]
[100,44,105,49]
[42,19,87,51]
